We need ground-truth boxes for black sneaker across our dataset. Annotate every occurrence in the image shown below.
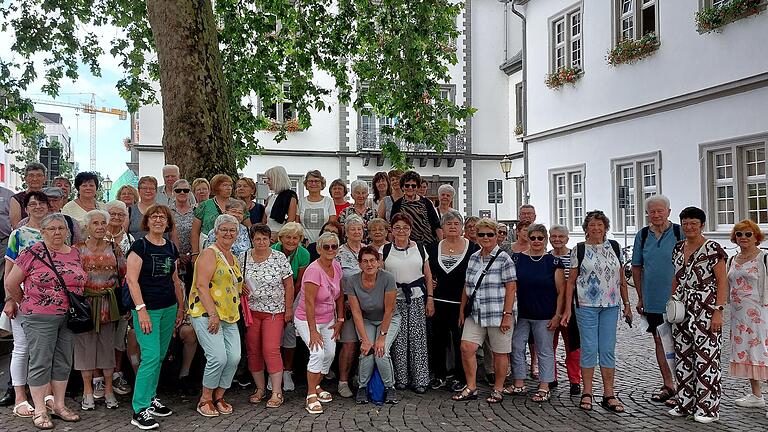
[570,383,581,396]
[550,380,559,389]
[355,387,369,404]
[429,377,445,390]
[448,379,466,393]
[148,397,172,417]
[385,387,399,404]
[0,387,15,407]
[131,409,159,430]
[413,386,427,394]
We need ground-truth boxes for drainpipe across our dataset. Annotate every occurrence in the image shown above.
[510,0,528,204]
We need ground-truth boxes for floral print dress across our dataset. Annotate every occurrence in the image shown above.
[727,258,768,380]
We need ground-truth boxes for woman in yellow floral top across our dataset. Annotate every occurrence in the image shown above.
[189,214,244,418]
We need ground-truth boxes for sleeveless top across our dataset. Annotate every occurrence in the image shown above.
[188,245,243,323]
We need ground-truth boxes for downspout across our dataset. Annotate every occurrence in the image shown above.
[510,0,528,204]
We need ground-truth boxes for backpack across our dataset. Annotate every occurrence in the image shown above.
[382,242,427,263]
[639,224,682,250]
[575,239,622,269]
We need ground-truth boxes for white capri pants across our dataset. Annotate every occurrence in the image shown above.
[294,318,336,374]
[11,315,29,387]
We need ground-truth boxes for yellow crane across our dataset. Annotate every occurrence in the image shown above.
[29,93,128,170]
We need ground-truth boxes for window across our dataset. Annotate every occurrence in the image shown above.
[0,162,5,183]
[703,139,768,230]
[550,7,582,72]
[611,152,661,231]
[549,165,586,231]
[515,83,523,127]
[260,83,296,123]
[614,0,658,43]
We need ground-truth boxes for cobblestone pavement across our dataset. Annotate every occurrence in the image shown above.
[3,297,768,431]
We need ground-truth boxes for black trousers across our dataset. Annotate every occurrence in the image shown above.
[430,300,464,381]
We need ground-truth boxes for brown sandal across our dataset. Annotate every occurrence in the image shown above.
[50,406,80,422]
[196,400,219,417]
[214,398,233,415]
[249,388,266,404]
[33,412,54,430]
[266,392,284,408]
[486,389,504,404]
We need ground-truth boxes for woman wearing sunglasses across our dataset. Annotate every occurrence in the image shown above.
[389,171,441,245]
[727,220,768,415]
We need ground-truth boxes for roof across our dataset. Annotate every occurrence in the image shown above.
[500,50,523,75]
[34,111,64,124]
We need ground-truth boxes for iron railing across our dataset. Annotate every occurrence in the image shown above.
[356,129,467,154]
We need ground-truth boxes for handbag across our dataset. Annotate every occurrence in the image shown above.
[33,244,93,334]
[665,298,685,324]
[464,250,502,320]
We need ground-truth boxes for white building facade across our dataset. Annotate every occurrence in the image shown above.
[520,0,768,244]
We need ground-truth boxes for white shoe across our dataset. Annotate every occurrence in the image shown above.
[283,371,295,392]
[81,394,95,411]
[667,407,685,417]
[93,379,105,399]
[735,393,765,407]
[693,414,718,424]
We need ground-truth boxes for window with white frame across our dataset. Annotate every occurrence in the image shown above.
[704,140,768,230]
[550,165,586,231]
[611,152,661,231]
[260,83,297,123]
[550,7,582,72]
[614,0,658,43]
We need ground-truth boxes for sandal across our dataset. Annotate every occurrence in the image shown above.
[50,406,80,422]
[600,395,625,413]
[486,389,503,404]
[502,385,526,395]
[664,397,678,408]
[249,388,266,404]
[451,387,478,402]
[214,398,233,415]
[305,394,323,414]
[266,392,284,408]
[316,386,333,403]
[44,396,54,414]
[197,400,220,417]
[33,412,54,430]
[13,400,35,418]
[651,386,675,403]
[531,390,551,403]
[579,393,593,411]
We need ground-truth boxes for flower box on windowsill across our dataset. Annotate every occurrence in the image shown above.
[514,122,523,136]
[696,0,764,33]
[266,118,303,132]
[607,32,660,67]
[545,67,583,90]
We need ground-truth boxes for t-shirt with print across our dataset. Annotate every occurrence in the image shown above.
[15,242,86,315]
[128,238,179,310]
[239,249,293,314]
[299,196,336,244]
[336,244,362,278]
[294,259,342,324]
[514,253,563,320]
[570,241,622,308]
[189,246,243,323]
[344,270,399,322]
[5,226,43,262]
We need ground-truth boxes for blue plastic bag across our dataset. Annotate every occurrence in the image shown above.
[367,365,385,405]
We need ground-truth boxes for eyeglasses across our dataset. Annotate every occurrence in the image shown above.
[108,212,126,218]
[392,225,410,232]
[149,215,167,221]
[498,231,508,235]
[174,188,190,194]
[44,226,67,232]
[322,244,339,251]
[477,232,496,238]
[26,201,46,208]
[218,228,238,234]
[735,231,754,238]
[306,179,322,184]
[139,187,154,191]
[529,235,546,241]
[402,183,418,189]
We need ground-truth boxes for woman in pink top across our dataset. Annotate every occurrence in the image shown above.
[294,231,344,415]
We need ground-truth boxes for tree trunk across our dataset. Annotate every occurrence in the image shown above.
[146,0,235,180]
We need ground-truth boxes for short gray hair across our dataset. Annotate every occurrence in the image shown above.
[350,179,369,194]
[40,213,69,231]
[172,178,190,190]
[105,200,128,215]
[437,184,455,197]
[226,198,248,213]
[527,223,548,238]
[317,231,340,249]
[162,164,180,175]
[344,214,365,230]
[83,209,110,227]
[549,224,569,236]
[214,214,240,232]
[645,194,670,212]
[440,209,463,227]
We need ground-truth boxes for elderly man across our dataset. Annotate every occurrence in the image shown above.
[9,163,47,228]
[631,195,683,405]
[157,164,196,206]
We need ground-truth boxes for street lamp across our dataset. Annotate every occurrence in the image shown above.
[103,175,113,201]
[500,155,513,180]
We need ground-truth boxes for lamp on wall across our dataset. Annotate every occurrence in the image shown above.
[499,155,513,180]
[103,175,113,201]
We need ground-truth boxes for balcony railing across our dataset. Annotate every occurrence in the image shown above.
[356,129,466,154]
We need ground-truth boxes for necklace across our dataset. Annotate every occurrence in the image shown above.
[528,253,545,262]
[737,248,759,263]
[393,242,410,252]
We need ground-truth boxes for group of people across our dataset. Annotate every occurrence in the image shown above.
[1,162,766,430]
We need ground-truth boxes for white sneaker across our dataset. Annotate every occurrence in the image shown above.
[735,393,765,407]
[81,394,95,411]
[667,407,685,417]
[693,414,718,424]
[283,371,295,392]
[338,381,353,398]
[93,379,105,399]
[105,393,119,409]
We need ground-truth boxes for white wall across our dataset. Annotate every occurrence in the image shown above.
[137,151,165,180]
[471,158,522,221]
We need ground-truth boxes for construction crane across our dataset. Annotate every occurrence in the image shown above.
[29,93,128,170]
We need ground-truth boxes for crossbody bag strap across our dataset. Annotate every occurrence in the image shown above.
[30,244,69,291]
[469,250,502,297]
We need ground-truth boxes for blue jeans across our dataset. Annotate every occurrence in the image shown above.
[511,318,555,382]
[191,317,241,390]
[574,306,619,368]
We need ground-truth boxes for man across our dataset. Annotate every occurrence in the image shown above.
[52,176,72,202]
[631,194,683,405]
[17,187,81,245]
[0,185,15,406]
[9,162,46,228]
[510,204,536,242]
[157,164,196,206]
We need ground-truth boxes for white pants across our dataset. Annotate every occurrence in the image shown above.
[294,318,336,374]
[11,315,29,387]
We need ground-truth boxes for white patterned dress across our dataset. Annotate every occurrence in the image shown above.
[727,258,768,380]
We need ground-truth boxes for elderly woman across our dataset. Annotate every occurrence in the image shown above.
[297,170,336,245]
[204,199,251,256]
[5,213,86,428]
[561,210,631,414]
[171,179,195,283]
[308,221,344,263]
[192,174,233,257]
[192,178,211,204]
[294,232,344,414]
[125,205,185,430]
[338,180,376,242]
[428,210,479,392]
[126,176,160,240]
[665,207,727,423]
[235,177,265,228]
[117,185,139,208]
[381,213,434,393]
[347,246,401,404]
[511,220,531,253]
[463,216,479,244]
[240,224,294,408]
[62,171,105,225]
[436,184,456,218]
[390,171,442,245]
[262,166,298,239]
[505,224,565,402]
[452,218,516,404]
[378,169,403,221]
[74,210,125,410]
[189,214,244,417]
[368,218,390,250]
[330,179,350,216]
[727,219,768,410]
[368,171,390,211]
[9,162,46,228]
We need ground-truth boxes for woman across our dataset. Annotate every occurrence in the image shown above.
[192,174,233,257]
[666,207,727,423]
[330,179,350,217]
[294,232,344,414]
[497,224,512,254]
[427,211,479,392]
[75,210,125,410]
[435,184,456,218]
[125,205,185,430]
[62,171,105,226]
[203,199,252,256]
[117,185,139,208]
[3,192,49,419]
[235,177,265,228]
[368,171,390,211]
[452,218,516,404]
[171,179,195,282]
[463,216,479,244]
[511,220,532,253]
[5,213,86,428]
[307,221,344,263]
[727,219,768,410]
[297,170,336,245]
[262,166,298,239]
[192,178,211,204]
[347,246,401,404]
[368,218,390,250]
[561,210,631,413]
[126,176,160,240]
[506,224,564,402]
[549,224,581,396]
[339,180,376,243]
[240,224,294,408]
[377,169,403,221]
[381,213,434,393]
[189,214,244,417]
[390,171,441,245]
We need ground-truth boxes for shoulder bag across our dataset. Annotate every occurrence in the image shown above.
[463,250,502,320]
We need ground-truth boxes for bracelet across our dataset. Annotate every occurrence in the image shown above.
[135,303,146,311]
[503,311,513,316]
[623,301,630,306]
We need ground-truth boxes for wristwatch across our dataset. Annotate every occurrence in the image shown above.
[135,303,146,311]
[379,330,388,336]
[714,304,725,311]
[337,317,345,322]
[503,311,513,316]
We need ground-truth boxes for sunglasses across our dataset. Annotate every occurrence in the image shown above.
[402,184,418,189]
[322,244,340,251]
[735,231,754,238]
[477,232,496,238]
[498,231,508,235]
[529,236,546,241]
[174,188,190,194]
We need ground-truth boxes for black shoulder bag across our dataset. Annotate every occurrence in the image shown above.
[464,250,502,321]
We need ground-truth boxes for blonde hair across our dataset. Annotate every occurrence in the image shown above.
[475,217,498,233]
[278,222,305,240]
[265,166,292,193]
